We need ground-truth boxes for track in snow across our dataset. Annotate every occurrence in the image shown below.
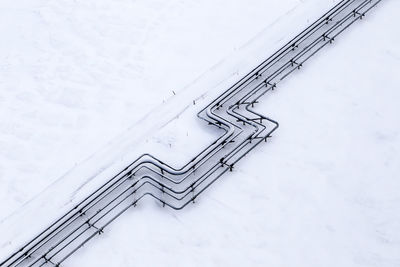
[1,0,382,266]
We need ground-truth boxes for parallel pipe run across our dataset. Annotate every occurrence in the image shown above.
[1,0,382,266]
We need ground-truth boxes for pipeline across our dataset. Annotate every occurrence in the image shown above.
[0,0,382,266]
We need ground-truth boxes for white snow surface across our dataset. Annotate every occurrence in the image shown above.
[1,0,400,266]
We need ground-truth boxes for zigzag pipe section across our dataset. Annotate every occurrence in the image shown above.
[1,0,382,266]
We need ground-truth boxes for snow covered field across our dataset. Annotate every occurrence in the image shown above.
[1,0,399,266]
